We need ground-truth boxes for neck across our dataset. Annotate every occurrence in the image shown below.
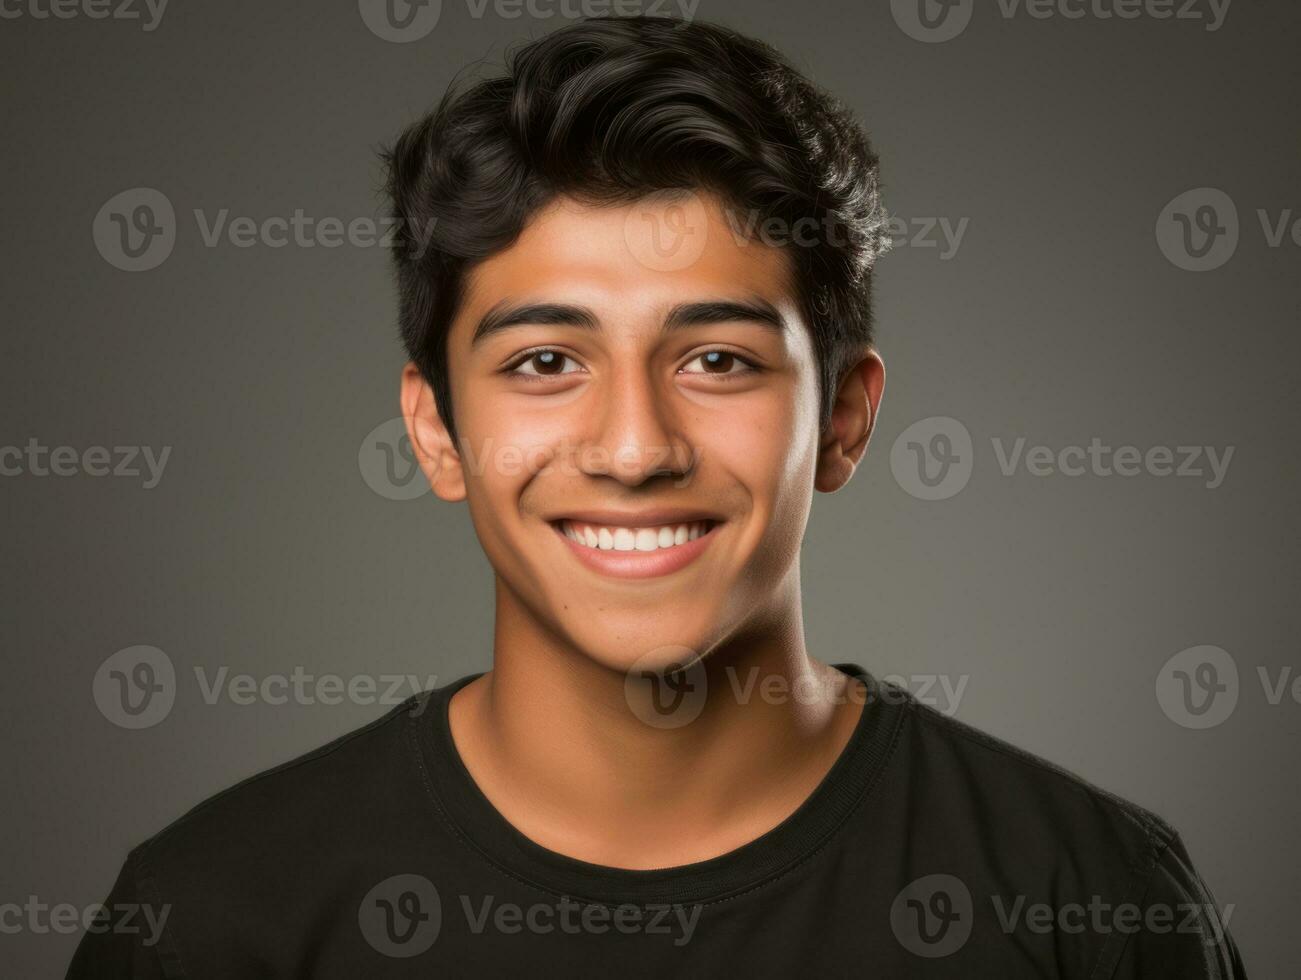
[447,570,865,869]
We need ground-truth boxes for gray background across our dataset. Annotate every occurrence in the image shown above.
[2,0,1297,974]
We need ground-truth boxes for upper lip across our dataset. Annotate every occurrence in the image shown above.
[548,508,724,527]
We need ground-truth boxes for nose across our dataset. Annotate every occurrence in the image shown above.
[577,363,694,487]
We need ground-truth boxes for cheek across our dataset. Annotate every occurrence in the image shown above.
[696,385,817,522]
[458,387,575,485]
[454,394,555,543]
[461,360,593,432]
[456,396,608,575]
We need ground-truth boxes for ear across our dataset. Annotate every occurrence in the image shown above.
[814,349,885,493]
[400,362,466,501]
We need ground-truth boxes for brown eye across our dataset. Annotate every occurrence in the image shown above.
[529,351,564,374]
[680,350,757,377]
[701,351,734,373]
[507,349,581,378]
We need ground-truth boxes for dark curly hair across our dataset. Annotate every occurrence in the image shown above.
[381,15,889,448]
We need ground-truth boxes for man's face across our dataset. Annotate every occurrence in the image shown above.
[409,192,848,674]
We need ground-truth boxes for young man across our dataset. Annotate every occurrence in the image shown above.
[69,15,1246,978]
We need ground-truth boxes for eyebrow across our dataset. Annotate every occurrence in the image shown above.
[470,298,787,348]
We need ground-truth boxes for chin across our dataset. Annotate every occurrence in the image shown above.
[566,626,712,679]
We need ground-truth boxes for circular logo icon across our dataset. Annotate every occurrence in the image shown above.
[1155,188,1239,272]
[890,0,974,43]
[623,646,708,730]
[1155,645,1239,729]
[359,417,432,501]
[93,188,176,272]
[622,189,711,273]
[93,645,176,729]
[890,873,973,958]
[359,873,441,957]
[890,416,973,501]
[358,0,441,43]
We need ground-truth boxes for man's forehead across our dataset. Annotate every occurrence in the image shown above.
[459,191,799,317]
[466,296,791,352]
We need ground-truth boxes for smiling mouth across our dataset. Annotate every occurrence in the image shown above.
[548,517,722,579]
[550,518,720,553]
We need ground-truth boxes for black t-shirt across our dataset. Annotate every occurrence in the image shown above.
[67,665,1247,978]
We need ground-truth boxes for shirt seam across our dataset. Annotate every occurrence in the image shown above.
[1090,827,1174,980]
[133,843,188,979]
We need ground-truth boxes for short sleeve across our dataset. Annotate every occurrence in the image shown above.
[65,847,170,980]
[1107,832,1248,979]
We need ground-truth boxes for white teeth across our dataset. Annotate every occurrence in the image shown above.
[559,520,713,552]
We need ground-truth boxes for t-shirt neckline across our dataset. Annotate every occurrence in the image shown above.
[408,662,906,907]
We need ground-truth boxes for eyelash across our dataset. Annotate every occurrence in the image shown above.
[501,347,761,381]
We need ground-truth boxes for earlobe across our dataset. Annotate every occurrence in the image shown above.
[399,362,467,501]
[814,350,885,494]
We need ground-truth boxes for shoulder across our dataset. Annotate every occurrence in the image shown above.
[140,693,426,866]
[109,694,444,968]
[878,683,1245,977]
[895,686,1177,865]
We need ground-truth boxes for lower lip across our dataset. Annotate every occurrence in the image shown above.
[551,521,721,579]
